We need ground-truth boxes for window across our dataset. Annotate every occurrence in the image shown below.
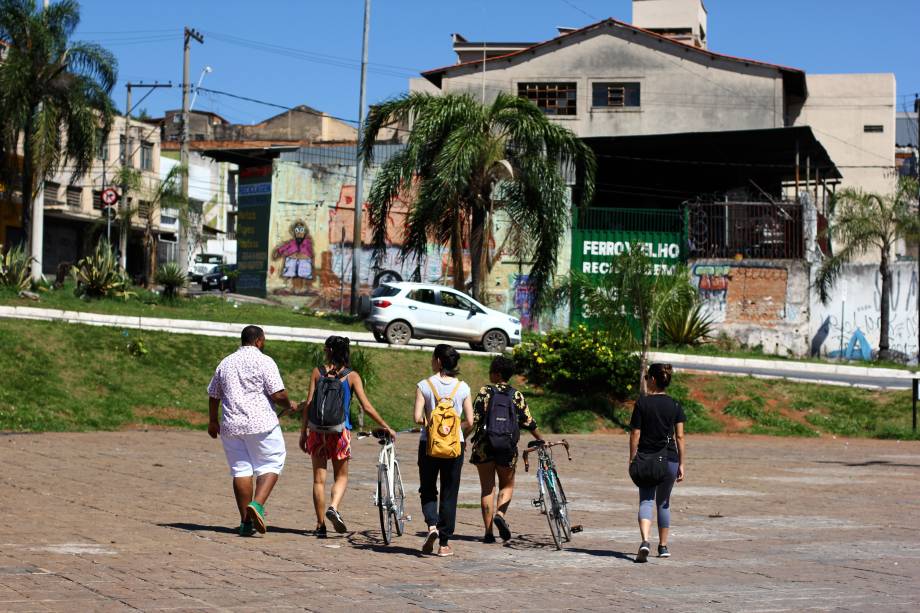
[372,284,401,298]
[592,82,640,108]
[95,129,108,161]
[140,142,153,170]
[66,187,81,209]
[408,288,436,305]
[45,181,61,205]
[160,214,177,226]
[120,136,128,165]
[92,190,103,210]
[518,82,577,116]
[864,125,884,133]
[138,200,151,219]
[440,290,474,311]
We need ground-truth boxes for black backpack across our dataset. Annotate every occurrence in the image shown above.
[485,385,520,453]
[308,366,352,433]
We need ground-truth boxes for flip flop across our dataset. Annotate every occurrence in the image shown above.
[247,501,267,534]
[493,514,512,542]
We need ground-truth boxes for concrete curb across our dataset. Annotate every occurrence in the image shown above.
[0,305,485,356]
[648,350,917,381]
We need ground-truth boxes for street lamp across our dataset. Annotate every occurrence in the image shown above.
[189,65,212,112]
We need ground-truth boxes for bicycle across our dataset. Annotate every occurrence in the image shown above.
[358,428,418,545]
[523,439,580,550]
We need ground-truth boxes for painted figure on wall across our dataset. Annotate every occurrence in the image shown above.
[274,219,314,294]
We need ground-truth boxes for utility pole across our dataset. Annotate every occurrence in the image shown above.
[120,81,171,271]
[180,27,204,274]
[915,94,919,366]
[29,0,50,282]
[120,83,132,271]
[349,0,372,315]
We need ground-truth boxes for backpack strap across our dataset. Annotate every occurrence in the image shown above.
[318,365,327,378]
[337,368,352,380]
[447,381,461,400]
[425,378,442,403]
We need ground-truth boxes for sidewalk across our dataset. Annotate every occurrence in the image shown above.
[1,304,915,389]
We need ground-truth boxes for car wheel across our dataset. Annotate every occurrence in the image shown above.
[469,342,484,351]
[373,330,387,343]
[482,329,509,353]
[385,321,412,345]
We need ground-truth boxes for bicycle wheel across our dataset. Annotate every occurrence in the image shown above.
[549,468,572,541]
[377,464,393,544]
[392,460,406,537]
[542,472,564,550]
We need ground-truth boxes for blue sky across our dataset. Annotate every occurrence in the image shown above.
[75,0,920,125]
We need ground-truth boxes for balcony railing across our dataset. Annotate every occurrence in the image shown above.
[688,201,804,260]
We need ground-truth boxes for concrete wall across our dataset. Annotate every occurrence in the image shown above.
[632,0,707,47]
[692,259,810,355]
[809,261,918,360]
[793,73,897,195]
[421,26,786,138]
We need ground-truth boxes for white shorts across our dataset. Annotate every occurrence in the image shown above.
[221,426,287,477]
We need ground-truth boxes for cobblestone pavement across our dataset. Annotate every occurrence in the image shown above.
[1,432,918,612]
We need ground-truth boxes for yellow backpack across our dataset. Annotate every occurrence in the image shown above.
[425,378,462,459]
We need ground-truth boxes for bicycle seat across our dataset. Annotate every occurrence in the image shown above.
[527,440,546,449]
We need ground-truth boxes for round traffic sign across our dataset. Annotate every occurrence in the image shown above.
[101,187,119,207]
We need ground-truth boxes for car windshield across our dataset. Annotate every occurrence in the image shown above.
[440,290,475,311]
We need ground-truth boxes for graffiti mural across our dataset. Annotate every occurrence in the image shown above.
[810,262,918,358]
[272,219,314,295]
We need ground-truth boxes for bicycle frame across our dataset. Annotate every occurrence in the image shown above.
[523,440,574,549]
[374,438,397,509]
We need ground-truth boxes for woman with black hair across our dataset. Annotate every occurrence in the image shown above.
[628,363,686,562]
[413,344,474,557]
[299,336,395,537]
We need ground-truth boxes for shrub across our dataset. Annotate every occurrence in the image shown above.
[155,262,187,300]
[512,325,639,398]
[659,302,714,347]
[0,244,32,291]
[72,240,134,300]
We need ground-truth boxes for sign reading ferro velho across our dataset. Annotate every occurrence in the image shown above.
[236,165,273,297]
[570,229,684,322]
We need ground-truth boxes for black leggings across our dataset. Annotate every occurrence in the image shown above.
[418,441,465,546]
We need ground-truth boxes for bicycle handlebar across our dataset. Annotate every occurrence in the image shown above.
[356,428,421,440]
[522,439,571,472]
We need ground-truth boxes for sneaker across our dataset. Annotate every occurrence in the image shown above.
[314,525,328,539]
[238,521,255,537]
[246,501,267,534]
[483,533,496,544]
[422,529,439,554]
[658,545,670,558]
[325,507,347,533]
[493,514,512,542]
[437,544,454,557]
[636,541,651,563]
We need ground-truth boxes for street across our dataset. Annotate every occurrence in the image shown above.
[0,432,918,611]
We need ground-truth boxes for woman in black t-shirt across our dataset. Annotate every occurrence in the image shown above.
[628,363,686,562]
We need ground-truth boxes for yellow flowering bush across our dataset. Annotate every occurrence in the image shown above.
[512,326,639,398]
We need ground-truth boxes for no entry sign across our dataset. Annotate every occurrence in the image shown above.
[101,187,119,207]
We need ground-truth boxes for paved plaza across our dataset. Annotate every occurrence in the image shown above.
[0,432,918,611]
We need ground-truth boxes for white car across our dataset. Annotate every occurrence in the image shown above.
[364,282,522,352]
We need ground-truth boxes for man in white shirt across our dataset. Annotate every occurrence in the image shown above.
[208,325,295,536]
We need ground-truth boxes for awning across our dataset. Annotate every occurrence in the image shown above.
[580,126,841,208]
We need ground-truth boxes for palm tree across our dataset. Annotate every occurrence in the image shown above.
[815,177,920,360]
[0,0,117,249]
[555,248,697,394]
[114,163,187,286]
[359,91,595,309]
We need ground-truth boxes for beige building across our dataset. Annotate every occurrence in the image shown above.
[41,114,163,277]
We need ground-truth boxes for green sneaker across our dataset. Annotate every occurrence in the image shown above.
[247,501,267,533]
[239,521,255,537]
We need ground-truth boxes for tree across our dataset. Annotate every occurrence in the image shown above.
[359,92,595,309]
[815,177,920,360]
[0,0,117,250]
[555,247,696,394]
[114,163,187,286]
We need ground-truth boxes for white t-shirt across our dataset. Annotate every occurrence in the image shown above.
[417,375,470,442]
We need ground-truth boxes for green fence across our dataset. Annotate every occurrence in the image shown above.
[570,207,687,321]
